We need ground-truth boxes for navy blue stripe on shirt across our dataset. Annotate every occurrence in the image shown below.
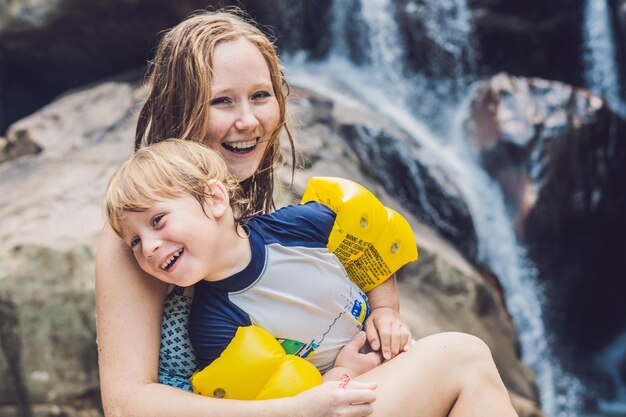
[189,283,252,368]
[246,201,336,248]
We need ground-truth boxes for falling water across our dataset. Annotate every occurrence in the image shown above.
[288,0,584,415]
[330,0,478,131]
[331,0,408,101]
[583,0,626,117]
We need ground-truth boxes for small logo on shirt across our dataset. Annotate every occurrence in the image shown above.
[351,291,370,324]
[278,338,319,358]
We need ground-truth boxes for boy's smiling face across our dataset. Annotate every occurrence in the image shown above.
[120,195,221,287]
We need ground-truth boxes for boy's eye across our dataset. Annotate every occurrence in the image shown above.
[152,214,164,227]
[129,237,141,248]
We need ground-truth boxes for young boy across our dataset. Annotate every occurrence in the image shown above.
[103,139,412,375]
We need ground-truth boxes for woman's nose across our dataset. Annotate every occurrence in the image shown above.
[234,103,259,131]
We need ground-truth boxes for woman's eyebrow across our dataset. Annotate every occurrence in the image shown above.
[211,82,273,96]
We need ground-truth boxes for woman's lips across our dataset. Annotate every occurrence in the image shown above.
[222,138,259,154]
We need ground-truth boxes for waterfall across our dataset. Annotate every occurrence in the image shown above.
[287,0,584,415]
[329,0,477,132]
[583,0,626,117]
[330,0,408,103]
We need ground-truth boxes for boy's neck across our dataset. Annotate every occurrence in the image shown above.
[204,222,251,282]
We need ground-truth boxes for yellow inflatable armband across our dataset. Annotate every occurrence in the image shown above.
[301,177,418,292]
[190,326,322,400]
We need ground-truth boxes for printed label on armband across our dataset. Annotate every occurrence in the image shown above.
[333,234,392,289]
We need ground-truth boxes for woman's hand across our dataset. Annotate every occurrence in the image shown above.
[291,379,377,417]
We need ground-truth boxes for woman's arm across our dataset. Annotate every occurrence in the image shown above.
[96,224,376,417]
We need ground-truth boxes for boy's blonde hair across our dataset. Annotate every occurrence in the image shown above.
[135,8,294,217]
[104,140,246,237]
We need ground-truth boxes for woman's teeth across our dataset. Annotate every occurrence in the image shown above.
[222,139,258,153]
[161,249,183,270]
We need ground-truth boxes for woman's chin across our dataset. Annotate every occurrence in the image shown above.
[228,164,258,183]
[220,145,267,180]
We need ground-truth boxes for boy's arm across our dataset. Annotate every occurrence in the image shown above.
[364,274,412,360]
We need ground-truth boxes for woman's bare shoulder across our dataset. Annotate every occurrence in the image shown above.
[95,224,167,321]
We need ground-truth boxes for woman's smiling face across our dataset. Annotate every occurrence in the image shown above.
[204,37,281,181]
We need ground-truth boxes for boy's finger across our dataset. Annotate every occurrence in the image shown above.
[377,322,392,360]
[402,333,415,352]
[390,325,402,357]
[365,350,384,367]
[401,327,412,352]
[365,323,380,351]
[347,330,368,352]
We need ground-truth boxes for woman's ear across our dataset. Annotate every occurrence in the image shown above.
[205,180,230,219]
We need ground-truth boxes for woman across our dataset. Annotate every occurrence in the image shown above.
[96,9,518,417]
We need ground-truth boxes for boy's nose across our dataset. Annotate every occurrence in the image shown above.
[143,238,162,258]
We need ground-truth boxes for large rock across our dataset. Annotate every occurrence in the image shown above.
[465,73,626,380]
[0,81,141,417]
[0,245,99,417]
[0,131,40,164]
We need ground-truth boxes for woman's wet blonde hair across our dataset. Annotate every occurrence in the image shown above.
[104,140,246,237]
[135,8,294,217]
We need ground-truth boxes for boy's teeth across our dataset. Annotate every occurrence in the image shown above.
[161,249,182,270]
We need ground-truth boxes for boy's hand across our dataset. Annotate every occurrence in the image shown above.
[364,307,412,360]
[331,331,383,379]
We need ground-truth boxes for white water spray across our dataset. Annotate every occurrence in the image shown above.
[583,0,626,117]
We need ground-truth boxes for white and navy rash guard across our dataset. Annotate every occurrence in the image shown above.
[188,201,370,373]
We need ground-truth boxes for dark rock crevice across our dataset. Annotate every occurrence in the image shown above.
[0,297,31,417]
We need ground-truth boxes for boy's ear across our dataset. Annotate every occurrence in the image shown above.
[205,180,230,219]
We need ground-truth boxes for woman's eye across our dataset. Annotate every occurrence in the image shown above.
[130,237,141,248]
[252,91,271,101]
[152,214,164,227]
[210,97,232,106]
